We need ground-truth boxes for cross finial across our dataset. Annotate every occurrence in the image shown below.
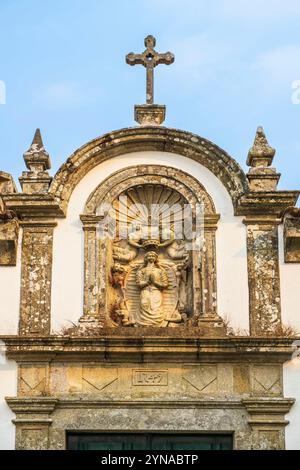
[126,35,175,105]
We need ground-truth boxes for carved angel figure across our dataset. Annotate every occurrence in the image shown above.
[135,251,168,326]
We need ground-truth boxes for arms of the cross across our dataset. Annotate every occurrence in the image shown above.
[126,35,175,105]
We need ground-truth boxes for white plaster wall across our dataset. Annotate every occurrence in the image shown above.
[279,225,300,449]
[0,341,17,450]
[0,230,21,335]
[51,151,249,332]
[284,357,300,450]
[0,234,19,447]
[279,226,300,332]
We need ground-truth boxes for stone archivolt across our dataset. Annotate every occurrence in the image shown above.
[80,165,221,331]
[49,127,249,215]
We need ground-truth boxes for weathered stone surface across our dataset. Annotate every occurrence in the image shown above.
[243,398,294,450]
[3,326,296,450]
[246,127,281,192]
[3,336,294,362]
[6,397,56,450]
[49,127,249,215]
[2,193,64,218]
[251,365,282,396]
[80,165,221,331]
[0,171,17,194]
[19,364,48,396]
[126,35,174,106]
[19,129,52,194]
[244,217,281,335]
[284,215,300,263]
[1,121,299,451]
[247,168,281,192]
[134,104,166,126]
[0,218,19,266]
[19,221,56,335]
[233,365,250,395]
[247,127,276,168]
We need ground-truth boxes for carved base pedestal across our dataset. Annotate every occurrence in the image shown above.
[198,315,227,337]
[134,104,166,126]
[4,337,294,450]
[78,315,104,331]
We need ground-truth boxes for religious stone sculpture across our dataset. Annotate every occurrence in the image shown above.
[135,251,168,326]
[107,184,191,327]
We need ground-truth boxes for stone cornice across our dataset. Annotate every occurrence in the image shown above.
[236,191,300,216]
[242,398,295,415]
[2,194,65,218]
[6,397,57,415]
[5,397,243,412]
[1,336,294,363]
[5,396,294,414]
[243,215,282,226]
[242,398,295,428]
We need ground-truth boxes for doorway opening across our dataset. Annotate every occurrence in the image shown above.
[67,432,233,450]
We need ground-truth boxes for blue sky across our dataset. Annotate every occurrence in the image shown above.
[0,0,300,194]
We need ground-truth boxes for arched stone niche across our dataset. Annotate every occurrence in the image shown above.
[80,165,221,331]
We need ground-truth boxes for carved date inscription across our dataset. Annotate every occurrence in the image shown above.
[132,370,168,386]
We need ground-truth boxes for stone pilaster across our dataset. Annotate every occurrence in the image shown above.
[6,397,56,450]
[19,220,56,335]
[244,216,281,335]
[80,215,105,325]
[201,216,219,316]
[243,398,294,450]
[198,215,225,335]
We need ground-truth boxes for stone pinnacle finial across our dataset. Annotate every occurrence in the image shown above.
[246,126,280,191]
[247,126,276,167]
[30,128,44,151]
[20,129,52,193]
[23,128,51,171]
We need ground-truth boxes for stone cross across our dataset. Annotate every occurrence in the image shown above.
[126,35,175,105]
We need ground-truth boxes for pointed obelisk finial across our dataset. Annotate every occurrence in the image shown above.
[246,126,280,191]
[23,128,51,170]
[247,126,276,167]
[19,129,52,193]
[30,128,44,151]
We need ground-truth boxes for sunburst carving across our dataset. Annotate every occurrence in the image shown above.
[111,184,187,237]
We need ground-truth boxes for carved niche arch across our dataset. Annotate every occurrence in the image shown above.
[50,127,249,216]
[80,165,220,329]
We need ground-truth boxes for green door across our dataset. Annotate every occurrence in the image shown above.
[67,433,233,450]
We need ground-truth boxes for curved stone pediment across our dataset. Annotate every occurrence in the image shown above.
[49,126,249,215]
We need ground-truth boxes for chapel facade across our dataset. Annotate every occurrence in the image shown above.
[0,36,300,451]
